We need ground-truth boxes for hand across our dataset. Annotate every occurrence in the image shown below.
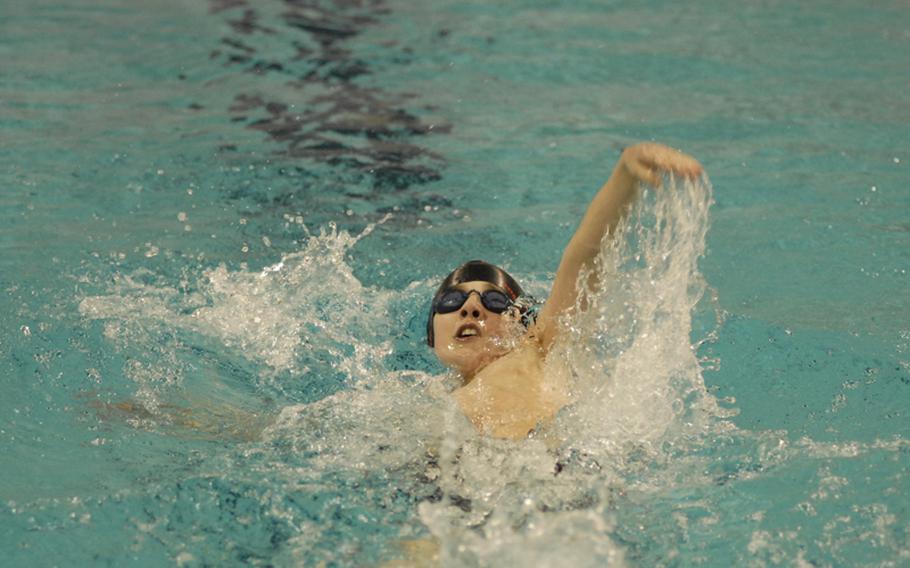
[620,142,703,187]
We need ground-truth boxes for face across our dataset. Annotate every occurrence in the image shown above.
[431,281,520,378]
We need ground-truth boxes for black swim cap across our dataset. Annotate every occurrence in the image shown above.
[426,260,525,347]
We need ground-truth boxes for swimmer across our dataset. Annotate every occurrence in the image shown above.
[90,143,699,444]
[428,142,703,440]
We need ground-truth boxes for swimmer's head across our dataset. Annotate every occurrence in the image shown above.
[427,261,533,377]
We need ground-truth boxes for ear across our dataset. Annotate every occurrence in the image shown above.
[504,305,523,324]
[516,302,539,328]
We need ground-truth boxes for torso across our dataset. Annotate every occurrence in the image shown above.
[452,340,571,440]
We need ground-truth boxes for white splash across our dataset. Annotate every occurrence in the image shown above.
[413,176,723,566]
[552,175,721,453]
[79,219,394,392]
[78,177,741,566]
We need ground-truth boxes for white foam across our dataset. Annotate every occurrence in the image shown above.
[410,176,724,564]
[79,177,748,565]
[79,220,395,390]
[263,370,452,474]
[551,176,718,453]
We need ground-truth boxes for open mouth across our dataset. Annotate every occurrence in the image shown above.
[455,323,482,341]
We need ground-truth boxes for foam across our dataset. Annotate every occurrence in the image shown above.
[78,177,741,564]
[390,177,723,563]
[79,220,395,386]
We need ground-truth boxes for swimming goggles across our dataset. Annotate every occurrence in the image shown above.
[433,288,513,314]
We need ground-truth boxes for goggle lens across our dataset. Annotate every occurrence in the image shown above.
[434,289,513,314]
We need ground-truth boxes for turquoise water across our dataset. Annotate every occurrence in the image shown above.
[2,0,909,565]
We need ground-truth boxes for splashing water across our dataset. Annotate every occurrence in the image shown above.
[408,176,726,566]
[78,177,739,565]
[78,218,397,411]
[554,175,722,452]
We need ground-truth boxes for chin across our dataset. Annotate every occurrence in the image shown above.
[436,343,487,375]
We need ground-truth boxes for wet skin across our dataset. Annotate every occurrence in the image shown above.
[431,281,518,380]
[432,281,569,439]
[430,142,703,440]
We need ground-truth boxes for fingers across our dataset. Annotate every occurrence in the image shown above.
[663,152,703,179]
[625,158,663,187]
[631,143,703,182]
[621,142,704,188]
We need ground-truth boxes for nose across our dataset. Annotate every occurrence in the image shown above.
[460,291,484,319]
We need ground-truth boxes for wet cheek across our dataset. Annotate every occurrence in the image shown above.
[433,317,455,343]
[434,320,468,353]
[481,318,503,335]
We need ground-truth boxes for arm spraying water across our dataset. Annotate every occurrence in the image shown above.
[532,142,703,351]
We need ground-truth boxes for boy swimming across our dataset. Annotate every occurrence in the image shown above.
[88,142,701,445]
[427,142,702,440]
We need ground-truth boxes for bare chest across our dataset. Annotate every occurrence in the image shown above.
[452,343,569,440]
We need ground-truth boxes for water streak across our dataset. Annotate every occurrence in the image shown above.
[413,176,723,566]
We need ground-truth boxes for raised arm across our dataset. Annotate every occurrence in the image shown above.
[531,142,703,351]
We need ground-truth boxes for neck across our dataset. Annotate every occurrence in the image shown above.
[458,355,495,386]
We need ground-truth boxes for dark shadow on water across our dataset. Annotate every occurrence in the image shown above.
[208,0,451,221]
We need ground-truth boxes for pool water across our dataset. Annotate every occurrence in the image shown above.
[2,0,908,565]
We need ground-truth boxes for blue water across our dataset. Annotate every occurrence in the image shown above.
[2,0,908,566]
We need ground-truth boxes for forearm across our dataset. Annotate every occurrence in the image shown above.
[533,155,640,348]
[533,143,702,351]
[562,156,640,266]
